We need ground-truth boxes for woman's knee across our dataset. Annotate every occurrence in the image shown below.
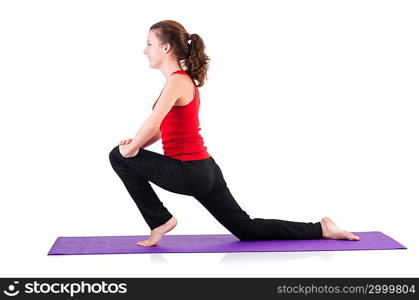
[235,229,261,241]
[109,145,122,165]
[235,231,256,241]
[226,219,256,241]
[230,218,268,241]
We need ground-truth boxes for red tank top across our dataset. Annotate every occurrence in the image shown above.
[152,70,210,161]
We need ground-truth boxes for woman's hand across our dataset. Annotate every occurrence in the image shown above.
[118,138,139,158]
[118,138,133,145]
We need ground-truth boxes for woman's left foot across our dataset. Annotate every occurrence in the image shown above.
[137,216,177,247]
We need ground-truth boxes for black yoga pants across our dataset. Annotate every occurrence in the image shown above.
[109,145,323,241]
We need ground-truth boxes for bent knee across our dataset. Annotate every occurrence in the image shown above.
[229,222,256,242]
[236,232,256,241]
[231,219,264,241]
[236,231,262,241]
[109,145,121,164]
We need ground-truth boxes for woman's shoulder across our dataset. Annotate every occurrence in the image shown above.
[168,73,197,106]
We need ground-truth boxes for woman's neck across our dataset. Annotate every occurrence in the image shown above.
[160,62,183,80]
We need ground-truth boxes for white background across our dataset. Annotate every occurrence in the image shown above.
[0,0,418,277]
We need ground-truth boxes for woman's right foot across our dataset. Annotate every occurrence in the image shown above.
[320,217,360,240]
[137,216,178,247]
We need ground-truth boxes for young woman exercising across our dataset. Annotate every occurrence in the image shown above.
[109,20,360,247]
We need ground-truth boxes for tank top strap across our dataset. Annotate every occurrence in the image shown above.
[171,69,186,75]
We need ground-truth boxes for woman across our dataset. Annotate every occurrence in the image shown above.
[109,20,360,247]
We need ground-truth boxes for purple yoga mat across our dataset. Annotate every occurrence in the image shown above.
[48,231,406,255]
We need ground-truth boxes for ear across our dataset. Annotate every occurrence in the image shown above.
[163,42,171,52]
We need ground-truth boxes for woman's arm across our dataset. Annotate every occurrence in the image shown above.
[141,129,162,148]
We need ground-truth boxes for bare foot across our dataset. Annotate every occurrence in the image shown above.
[137,216,178,247]
[320,217,360,241]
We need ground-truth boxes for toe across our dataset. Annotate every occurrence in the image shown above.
[346,232,360,240]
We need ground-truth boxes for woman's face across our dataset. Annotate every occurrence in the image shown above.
[143,30,166,69]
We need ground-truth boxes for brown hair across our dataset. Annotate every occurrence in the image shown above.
[149,20,210,87]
